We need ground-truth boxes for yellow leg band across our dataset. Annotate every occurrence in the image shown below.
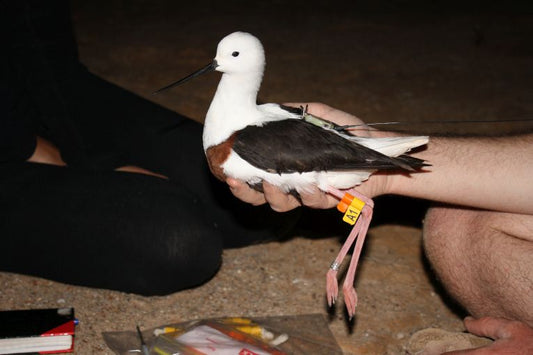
[337,193,365,225]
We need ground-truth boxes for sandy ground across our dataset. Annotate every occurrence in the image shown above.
[2,1,532,354]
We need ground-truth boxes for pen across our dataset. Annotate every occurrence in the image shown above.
[136,325,150,355]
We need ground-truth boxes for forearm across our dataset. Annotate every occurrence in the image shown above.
[387,134,533,214]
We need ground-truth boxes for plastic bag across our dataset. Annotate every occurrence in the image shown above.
[103,314,342,354]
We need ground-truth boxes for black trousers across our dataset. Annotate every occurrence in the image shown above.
[0,0,298,295]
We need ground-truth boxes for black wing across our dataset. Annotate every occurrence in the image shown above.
[232,119,425,174]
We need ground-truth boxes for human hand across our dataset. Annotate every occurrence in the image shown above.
[227,103,393,211]
[227,178,340,212]
[444,316,533,355]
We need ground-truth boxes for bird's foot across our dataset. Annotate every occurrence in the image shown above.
[342,283,358,319]
[326,269,339,307]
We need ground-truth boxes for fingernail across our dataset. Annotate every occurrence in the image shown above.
[464,316,474,322]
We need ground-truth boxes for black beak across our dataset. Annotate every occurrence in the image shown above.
[152,61,218,95]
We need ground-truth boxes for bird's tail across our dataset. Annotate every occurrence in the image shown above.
[392,154,429,171]
[349,135,430,171]
[349,136,429,157]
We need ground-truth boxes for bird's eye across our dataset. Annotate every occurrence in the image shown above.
[232,51,240,57]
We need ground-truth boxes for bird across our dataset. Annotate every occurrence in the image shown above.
[154,31,429,318]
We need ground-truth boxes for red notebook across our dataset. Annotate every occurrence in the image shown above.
[0,308,76,354]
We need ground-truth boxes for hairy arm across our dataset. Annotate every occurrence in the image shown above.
[387,134,533,215]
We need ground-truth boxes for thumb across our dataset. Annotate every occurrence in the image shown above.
[463,316,510,340]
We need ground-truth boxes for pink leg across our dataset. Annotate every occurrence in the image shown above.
[326,212,365,306]
[326,188,374,316]
[343,204,372,318]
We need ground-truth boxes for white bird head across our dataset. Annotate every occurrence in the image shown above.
[153,31,265,94]
[153,32,270,149]
[214,32,265,76]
